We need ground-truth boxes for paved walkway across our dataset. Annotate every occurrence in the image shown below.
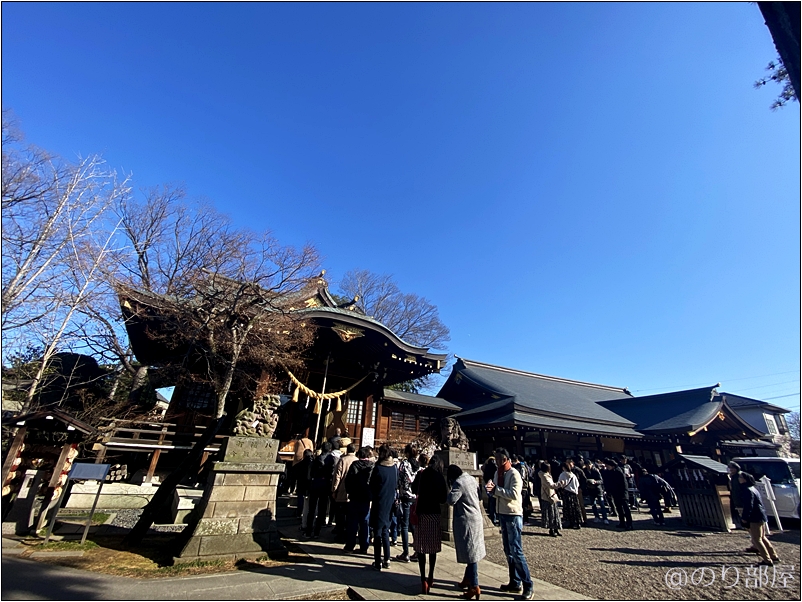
[286,533,589,601]
[2,532,588,601]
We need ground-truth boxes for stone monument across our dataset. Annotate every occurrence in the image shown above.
[422,419,498,542]
[174,394,287,563]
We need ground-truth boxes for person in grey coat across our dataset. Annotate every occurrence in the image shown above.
[447,464,486,601]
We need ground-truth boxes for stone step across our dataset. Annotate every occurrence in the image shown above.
[276,495,299,509]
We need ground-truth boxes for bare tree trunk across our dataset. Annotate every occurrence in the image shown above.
[122,415,225,546]
[22,221,121,410]
[127,365,149,405]
[108,365,124,400]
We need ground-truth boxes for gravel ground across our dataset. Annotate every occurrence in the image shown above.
[484,509,800,600]
[109,509,185,532]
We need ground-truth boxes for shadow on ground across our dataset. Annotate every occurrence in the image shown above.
[2,557,106,600]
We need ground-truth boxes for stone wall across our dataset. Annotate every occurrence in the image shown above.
[175,437,286,563]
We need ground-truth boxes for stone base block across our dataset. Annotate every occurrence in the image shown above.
[175,446,285,564]
[176,531,286,563]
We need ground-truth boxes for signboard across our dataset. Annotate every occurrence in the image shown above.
[44,463,110,545]
[69,463,111,481]
[361,427,375,448]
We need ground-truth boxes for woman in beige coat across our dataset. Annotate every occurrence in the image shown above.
[538,462,562,536]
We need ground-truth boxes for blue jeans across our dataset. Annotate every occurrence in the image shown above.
[463,562,479,587]
[389,511,398,543]
[345,501,370,551]
[590,493,608,521]
[373,524,391,565]
[398,501,412,556]
[499,514,532,589]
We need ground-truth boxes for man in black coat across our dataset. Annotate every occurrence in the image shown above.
[344,446,374,553]
[638,468,666,525]
[482,456,498,524]
[603,459,632,530]
[728,461,746,529]
[306,442,336,538]
[294,449,313,522]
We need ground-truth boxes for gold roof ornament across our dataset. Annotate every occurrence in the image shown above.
[332,323,364,343]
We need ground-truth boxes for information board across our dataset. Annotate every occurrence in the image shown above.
[361,427,375,448]
[69,463,111,481]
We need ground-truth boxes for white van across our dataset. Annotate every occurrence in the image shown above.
[733,457,801,520]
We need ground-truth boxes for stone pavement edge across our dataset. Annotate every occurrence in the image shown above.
[2,533,589,600]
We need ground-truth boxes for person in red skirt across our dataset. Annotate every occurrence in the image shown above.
[411,454,447,594]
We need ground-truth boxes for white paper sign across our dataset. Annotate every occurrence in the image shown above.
[361,427,375,448]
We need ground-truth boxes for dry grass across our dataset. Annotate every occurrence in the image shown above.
[16,533,309,579]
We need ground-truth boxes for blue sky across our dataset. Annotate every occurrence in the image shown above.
[3,3,799,409]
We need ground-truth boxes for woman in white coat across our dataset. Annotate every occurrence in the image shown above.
[447,464,486,600]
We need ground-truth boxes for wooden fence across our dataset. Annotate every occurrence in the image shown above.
[94,419,229,483]
[672,469,732,532]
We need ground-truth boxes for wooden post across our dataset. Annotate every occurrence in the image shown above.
[145,425,169,484]
[37,443,74,532]
[144,451,161,484]
[94,445,107,464]
[43,483,70,544]
[1,426,27,486]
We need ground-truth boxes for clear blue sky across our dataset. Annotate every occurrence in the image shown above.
[3,3,799,409]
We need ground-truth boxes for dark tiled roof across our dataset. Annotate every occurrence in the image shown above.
[721,439,779,449]
[382,389,461,412]
[454,408,644,438]
[439,358,635,426]
[598,387,722,434]
[672,454,729,475]
[720,392,790,414]
[2,408,94,434]
[297,306,448,359]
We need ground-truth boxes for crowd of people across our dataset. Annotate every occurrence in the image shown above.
[480,453,679,535]
[283,432,535,600]
[281,433,781,597]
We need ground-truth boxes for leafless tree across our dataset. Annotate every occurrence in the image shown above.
[150,234,322,419]
[122,228,321,545]
[2,113,130,408]
[338,269,450,350]
[788,411,800,442]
